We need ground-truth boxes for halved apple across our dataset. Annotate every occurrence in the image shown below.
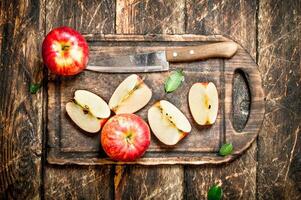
[188,82,218,125]
[66,90,110,133]
[148,100,191,145]
[109,74,152,114]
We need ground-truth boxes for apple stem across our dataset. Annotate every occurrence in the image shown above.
[62,45,70,51]
[125,133,133,144]
[208,105,211,109]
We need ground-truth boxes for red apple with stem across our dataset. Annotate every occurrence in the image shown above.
[101,114,151,161]
[42,26,89,76]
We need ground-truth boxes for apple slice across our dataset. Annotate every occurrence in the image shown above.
[66,102,106,133]
[148,100,191,145]
[188,82,219,125]
[109,74,152,114]
[66,90,110,133]
[74,90,110,118]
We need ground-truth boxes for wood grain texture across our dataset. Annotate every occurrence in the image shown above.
[184,0,259,199]
[115,165,184,200]
[186,0,257,59]
[44,1,116,199]
[116,0,185,34]
[75,0,115,34]
[0,0,45,199]
[46,0,115,34]
[165,41,238,62]
[185,143,257,199]
[45,0,75,31]
[257,0,301,199]
[44,165,113,200]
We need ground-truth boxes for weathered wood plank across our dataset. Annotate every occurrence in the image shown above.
[0,0,45,199]
[45,165,113,200]
[257,0,301,199]
[45,0,75,31]
[186,0,257,59]
[116,0,185,34]
[114,0,186,199]
[115,165,184,199]
[185,143,257,199]
[184,0,258,199]
[75,0,115,34]
[44,1,116,199]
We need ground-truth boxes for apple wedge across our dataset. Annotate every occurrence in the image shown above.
[109,74,152,114]
[66,90,110,133]
[66,102,107,133]
[148,100,191,145]
[74,90,110,119]
[188,82,218,125]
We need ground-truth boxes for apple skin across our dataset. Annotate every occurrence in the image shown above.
[42,26,89,76]
[100,118,108,128]
[101,114,151,161]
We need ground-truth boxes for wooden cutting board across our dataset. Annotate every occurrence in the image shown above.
[47,34,265,165]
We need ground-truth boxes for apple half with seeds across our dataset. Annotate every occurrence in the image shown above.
[66,90,110,133]
[148,100,192,145]
[188,82,218,125]
[109,74,152,114]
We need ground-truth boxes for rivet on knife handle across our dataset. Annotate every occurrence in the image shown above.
[165,41,238,62]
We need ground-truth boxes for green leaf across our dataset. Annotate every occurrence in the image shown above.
[164,70,184,93]
[29,83,41,94]
[219,143,233,156]
[207,184,223,200]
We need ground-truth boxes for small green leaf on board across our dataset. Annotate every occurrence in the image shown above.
[219,143,233,156]
[164,70,184,93]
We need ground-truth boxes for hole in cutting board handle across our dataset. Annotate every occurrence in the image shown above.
[232,69,251,132]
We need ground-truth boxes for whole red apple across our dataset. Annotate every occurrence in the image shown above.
[42,26,89,76]
[101,114,151,161]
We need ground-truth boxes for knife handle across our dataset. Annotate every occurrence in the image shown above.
[165,41,238,62]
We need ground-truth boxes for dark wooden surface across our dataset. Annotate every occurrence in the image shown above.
[47,35,264,165]
[0,0,300,199]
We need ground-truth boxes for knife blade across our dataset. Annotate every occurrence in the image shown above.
[86,41,238,73]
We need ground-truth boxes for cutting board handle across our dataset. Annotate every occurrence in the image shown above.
[166,41,238,62]
[224,49,265,149]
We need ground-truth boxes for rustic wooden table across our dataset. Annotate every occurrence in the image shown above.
[1,0,300,199]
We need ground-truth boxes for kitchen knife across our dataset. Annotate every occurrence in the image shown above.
[86,41,238,73]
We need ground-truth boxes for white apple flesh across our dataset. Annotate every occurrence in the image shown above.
[66,102,105,133]
[66,90,110,133]
[148,100,191,145]
[109,74,152,114]
[188,82,218,125]
[74,90,111,119]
